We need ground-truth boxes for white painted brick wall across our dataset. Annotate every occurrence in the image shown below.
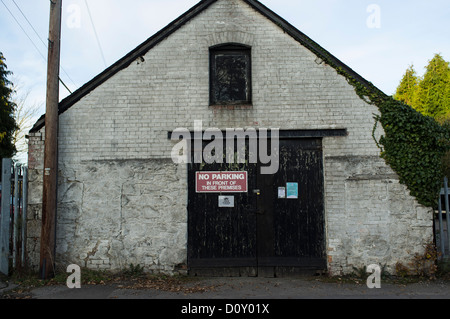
[27,0,432,275]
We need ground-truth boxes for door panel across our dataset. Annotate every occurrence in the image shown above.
[187,137,326,275]
[187,140,258,269]
[258,139,326,269]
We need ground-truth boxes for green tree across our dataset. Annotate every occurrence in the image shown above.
[0,52,18,159]
[394,65,419,106]
[442,74,450,123]
[413,53,450,120]
[394,54,450,179]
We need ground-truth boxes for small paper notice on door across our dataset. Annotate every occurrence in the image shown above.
[278,187,286,199]
[286,183,298,199]
[219,196,235,208]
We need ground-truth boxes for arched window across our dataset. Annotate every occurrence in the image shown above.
[209,43,252,105]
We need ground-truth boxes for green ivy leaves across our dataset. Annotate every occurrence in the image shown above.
[377,98,449,207]
[315,52,449,208]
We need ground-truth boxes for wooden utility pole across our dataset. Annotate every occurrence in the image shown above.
[40,0,62,280]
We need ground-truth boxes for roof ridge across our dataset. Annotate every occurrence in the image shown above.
[30,0,385,133]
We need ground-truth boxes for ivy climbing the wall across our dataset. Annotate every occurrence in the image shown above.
[288,29,450,207]
[335,67,450,208]
[375,97,449,208]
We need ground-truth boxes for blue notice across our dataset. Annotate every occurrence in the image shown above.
[286,183,298,199]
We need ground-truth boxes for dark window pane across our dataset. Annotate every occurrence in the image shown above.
[214,54,249,102]
[210,45,251,105]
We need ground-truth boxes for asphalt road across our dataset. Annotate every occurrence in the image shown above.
[3,276,450,300]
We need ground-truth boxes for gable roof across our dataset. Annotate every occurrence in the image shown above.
[30,0,386,133]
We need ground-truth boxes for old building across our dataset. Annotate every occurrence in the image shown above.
[27,0,432,276]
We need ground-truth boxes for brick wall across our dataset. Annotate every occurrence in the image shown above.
[26,131,44,268]
[27,0,432,275]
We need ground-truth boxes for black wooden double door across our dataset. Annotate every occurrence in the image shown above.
[187,138,326,276]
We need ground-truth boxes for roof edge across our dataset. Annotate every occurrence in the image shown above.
[243,0,386,97]
[31,0,387,133]
[30,0,218,133]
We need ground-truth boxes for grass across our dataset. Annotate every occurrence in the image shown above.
[313,261,450,286]
[1,266,121,298]
[1,263,203,297]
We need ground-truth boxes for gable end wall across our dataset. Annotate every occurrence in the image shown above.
[27,0,432,275]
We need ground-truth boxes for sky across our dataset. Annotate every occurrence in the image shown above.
[1,0,450,132]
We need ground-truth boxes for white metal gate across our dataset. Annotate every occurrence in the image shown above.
[0,158,28,275]
[436,177,450,258]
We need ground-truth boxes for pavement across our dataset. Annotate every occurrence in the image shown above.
[2,276,450,300]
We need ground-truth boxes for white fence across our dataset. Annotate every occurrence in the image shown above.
[0,158,28,275]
